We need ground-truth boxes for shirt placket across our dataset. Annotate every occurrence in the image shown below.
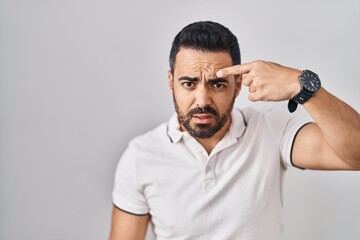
[202,154,216,190]
[183,135,217,190]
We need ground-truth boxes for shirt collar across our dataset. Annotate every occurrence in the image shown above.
[167,108,246,144]
[167,114,184,143]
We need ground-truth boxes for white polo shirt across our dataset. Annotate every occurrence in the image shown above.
[112,107,311,240]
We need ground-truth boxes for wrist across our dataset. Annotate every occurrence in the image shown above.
[289,69,303,99]
[288,69,322,113]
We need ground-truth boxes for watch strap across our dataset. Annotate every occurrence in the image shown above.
[288,99,298,113]
[291,89,314,104]
[288,89,314,113]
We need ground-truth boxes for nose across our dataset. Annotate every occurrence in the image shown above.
[195,85,212,108]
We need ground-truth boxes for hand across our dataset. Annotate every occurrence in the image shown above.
[217,60,302,102]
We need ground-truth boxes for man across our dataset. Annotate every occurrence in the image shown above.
[109,21,360,239]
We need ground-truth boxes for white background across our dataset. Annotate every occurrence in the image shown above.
[1,0,359,239]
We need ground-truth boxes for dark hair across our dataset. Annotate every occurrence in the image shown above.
[169,21,241,72]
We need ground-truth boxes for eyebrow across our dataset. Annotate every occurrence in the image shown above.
[178,76,229,83]
[178,76,199,82]
[207,78,229,84]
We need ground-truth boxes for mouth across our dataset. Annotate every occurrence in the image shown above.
[192,114,214,124]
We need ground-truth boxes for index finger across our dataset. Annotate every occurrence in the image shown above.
[216,62,252,78]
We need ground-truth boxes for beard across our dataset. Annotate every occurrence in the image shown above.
[173,95,236,139]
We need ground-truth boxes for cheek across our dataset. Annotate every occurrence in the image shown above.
[213,91,235,111]
[215,98,230,109]
[173,89,193,110]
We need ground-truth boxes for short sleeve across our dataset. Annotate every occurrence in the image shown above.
[112,141,149,215]
[280,115,312,168]
[261,106,313,169]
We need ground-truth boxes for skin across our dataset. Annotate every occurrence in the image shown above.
[109,207,149,240]
[109,50,360,240]
[168,48,242,153]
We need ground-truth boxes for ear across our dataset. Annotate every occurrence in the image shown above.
[235,74,242,97]
[168,70,174,94]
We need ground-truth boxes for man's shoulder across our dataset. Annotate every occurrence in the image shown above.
[235,106,271,123]
[236,105,313,139]
[129,119,172,149]
[235,106,303,131]
[238,106,293,122]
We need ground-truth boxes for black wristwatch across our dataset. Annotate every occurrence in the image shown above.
[288,70,321,113]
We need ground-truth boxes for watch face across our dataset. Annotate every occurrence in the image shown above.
[301,70,321,93]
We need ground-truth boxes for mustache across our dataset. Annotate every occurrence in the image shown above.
[188,106,219,117]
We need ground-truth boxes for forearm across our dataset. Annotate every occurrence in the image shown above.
[303,87,360,167]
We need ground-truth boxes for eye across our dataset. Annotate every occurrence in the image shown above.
[212,83,226,89]
[182,82,195,88]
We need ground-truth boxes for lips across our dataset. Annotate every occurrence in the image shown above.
[192,114,214,124]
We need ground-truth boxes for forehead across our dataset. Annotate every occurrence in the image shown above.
[174,48,233,76]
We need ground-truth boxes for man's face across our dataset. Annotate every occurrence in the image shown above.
[168,48,241,139]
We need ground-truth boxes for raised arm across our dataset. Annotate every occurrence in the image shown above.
[217,60,360,170]
[292,87,360,170]
[109,206,150,240]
